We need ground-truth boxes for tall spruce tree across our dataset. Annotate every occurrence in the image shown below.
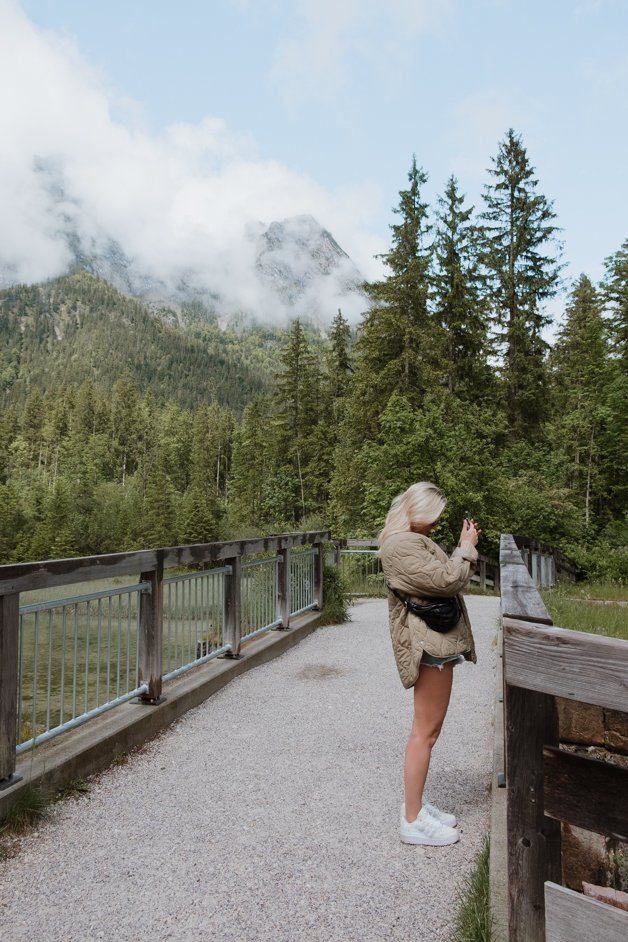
[330,158,434,529]
[482,129,562,436]
[549,275,609,526]
[601,240,628,516]
[359,156,436,418]
[433,175,492,400]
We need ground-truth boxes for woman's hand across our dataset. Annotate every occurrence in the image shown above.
[460,517,481,547]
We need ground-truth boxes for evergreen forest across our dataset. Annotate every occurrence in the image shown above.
[1,130,627,580]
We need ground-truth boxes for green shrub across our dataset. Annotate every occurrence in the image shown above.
[319,564,351,625]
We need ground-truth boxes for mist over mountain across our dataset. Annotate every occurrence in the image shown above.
[61,210,366,327]
[0,5,382,328]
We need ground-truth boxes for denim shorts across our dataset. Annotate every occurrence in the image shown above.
[421,651,465,671]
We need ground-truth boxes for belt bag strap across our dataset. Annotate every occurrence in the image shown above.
[387,584,461,633]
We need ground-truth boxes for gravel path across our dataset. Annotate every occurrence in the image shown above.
[0,595,500,942]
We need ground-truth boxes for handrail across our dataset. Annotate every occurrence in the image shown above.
[0,530,329,789]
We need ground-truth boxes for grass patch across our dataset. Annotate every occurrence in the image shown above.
[452,835,493,942]
[0,786,50,836]
[0,778,91,860]
[559,581,628,602]
[541,586,628,640]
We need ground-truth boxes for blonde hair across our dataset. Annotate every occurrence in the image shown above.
[378,482,446,545]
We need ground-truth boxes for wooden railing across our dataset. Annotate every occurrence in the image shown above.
[513,534,578,586]
[0,531,328,790]
[499,534,628,942]
[333,538,500,593]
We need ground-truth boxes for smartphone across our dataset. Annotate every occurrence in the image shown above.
[464,510,471,522]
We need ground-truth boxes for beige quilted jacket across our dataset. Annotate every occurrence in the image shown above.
[379,530,478,688]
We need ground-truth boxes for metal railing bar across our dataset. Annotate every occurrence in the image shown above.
[46,609,53,732]
[72,605,79,718]
[340,549,379,555]
[95,598,102,708]
[290,602,317,619]
[106,598,112,710]
[241,619,283,644]
[17,613,24,746]
[161,643,232,683]
[84,601,91,716]
[60,607,67,726]
[241,556,282,570]
[163,566,231,585]
[32,611,39,744]
[18,582,152,615]
[126,602,132,693]
[15,682,150,755]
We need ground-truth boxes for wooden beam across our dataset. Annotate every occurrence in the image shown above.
[545,882,628,942]
[543,746,628,840]
[0,595,19,783]
[505,683,561,942]
[0,532,331,596]
[0,550,158,595]
[138,552,164,703]
[500,569,553,624]
[504,618,628,711]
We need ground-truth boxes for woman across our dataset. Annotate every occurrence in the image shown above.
[378,482,480,846]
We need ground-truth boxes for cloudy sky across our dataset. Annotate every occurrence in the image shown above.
[2,0,628,321]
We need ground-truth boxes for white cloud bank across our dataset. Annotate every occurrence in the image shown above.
[0,1,386,321]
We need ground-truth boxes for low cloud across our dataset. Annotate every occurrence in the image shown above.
[0,1,386,321]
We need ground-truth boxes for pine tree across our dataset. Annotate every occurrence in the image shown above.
[432,176,493,400]
[359,156,435,420]
[273,320,322,521]
[330,158,435,529]
[600,241,628,516]
[482,129,562,436]
[549,275,609,526]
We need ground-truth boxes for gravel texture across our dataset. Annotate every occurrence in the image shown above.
[0,595,500,942]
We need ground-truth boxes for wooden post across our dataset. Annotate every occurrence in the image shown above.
[313,542,324,610]
[138,553,164,703]
[479,558,487,591]
[0,594,22,787]
[224,555,242,655]
[505,684,562,941]
[276,548,290,628]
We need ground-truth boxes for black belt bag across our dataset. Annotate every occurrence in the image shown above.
[388,585,462,633]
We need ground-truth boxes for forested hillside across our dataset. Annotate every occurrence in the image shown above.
[1,130,627,580]
[0,272,286,413]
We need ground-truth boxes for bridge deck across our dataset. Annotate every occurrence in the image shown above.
[0,596,500,942]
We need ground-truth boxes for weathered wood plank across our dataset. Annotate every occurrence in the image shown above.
[277,548,290,628]
[500,569,553,624]
[545,882,628,942]
[543,746,628,840]
[505,683,561,942]
[223,555,241,656]
[0,594,19,782]
[0,550,158,595]
[0,532,331,596]
[138,553,164,703]
[162,531,330,569]
[504,618,628,711]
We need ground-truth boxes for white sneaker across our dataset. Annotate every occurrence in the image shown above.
[423,798,457,828]
[400,807,460,846]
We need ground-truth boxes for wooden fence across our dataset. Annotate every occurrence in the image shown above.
[500,534,628,941]
[0,531,328,790]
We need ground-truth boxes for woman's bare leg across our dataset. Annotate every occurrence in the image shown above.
[403,663,454,823]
